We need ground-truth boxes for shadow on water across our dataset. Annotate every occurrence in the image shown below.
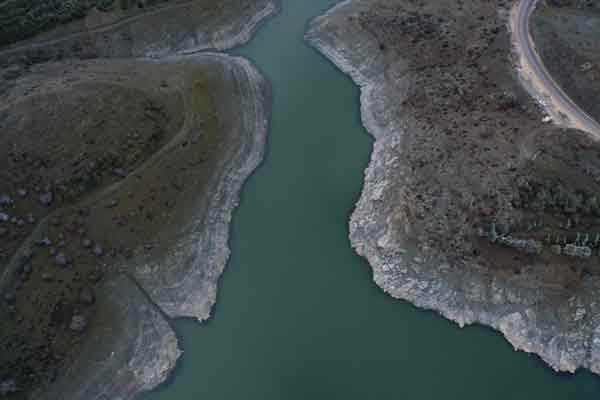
[142,1,600,399]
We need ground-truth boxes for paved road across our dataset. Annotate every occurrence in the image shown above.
[511,0,600,137]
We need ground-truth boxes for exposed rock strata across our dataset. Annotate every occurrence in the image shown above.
[307,0,600,376]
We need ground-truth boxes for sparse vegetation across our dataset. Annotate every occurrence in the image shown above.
[0,0,172,47]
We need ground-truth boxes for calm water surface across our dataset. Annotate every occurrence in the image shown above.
[143,1,600,398]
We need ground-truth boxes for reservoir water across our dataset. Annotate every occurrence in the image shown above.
[143,1,600,398]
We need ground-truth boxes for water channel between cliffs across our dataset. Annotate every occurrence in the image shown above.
[142,1,600,398]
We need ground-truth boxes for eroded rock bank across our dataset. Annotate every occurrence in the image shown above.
[0,1,278,399]
[307,0,600,376]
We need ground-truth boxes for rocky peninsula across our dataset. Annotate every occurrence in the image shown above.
[0,1,279,399]
[307,0,600,376]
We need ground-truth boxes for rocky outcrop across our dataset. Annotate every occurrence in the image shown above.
[307,0,600,376]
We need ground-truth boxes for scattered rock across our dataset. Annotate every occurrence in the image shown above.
[17,188,28,198]
[54,252,69,267]
[0,213,9,222]
[107,199,119,208]
[113,168,128,178]
[0,194,13,206]
[49,247,57,256]
[3,291,16,304]
[41,272,54,282]
[26,214,36,224]
[93,244,104,257]
[69,314,87,333]
[39,192,53,206]
[36,237,52,247]
[0,379,17,395]
[82,238,92,248]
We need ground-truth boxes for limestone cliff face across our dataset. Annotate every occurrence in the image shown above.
[306,0,600,376]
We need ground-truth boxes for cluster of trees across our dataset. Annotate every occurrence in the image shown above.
[0,0,112,46]
[0,0,170,47]
[519,179,600,216]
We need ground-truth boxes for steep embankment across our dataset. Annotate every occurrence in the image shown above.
[307,0,600,376]
[0,1,279,399]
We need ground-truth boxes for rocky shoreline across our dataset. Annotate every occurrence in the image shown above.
[307,0,600,376]
[40,53,271,400]
[132,53,272,322]
[0,1,279,399]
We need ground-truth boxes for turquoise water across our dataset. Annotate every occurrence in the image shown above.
[143,1,600,398]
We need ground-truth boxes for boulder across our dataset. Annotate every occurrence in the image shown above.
[39,192,53,206]
[41,272,54,282]
[93,244,104,257]
[112,168,128,178]
[54,252,69,267]
[36,237,52,247]
[0,194,13,206]
[0,379,17,395]
[69,314,87,333]
[3,291,16,304]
